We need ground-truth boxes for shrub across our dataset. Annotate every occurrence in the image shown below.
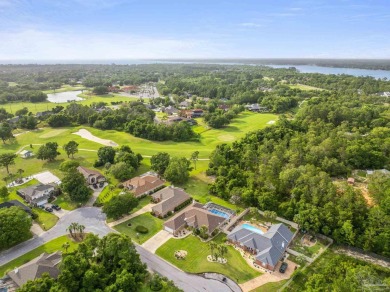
[135,225,149,234]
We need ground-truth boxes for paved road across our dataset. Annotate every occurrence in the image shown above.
[0,207,235,292]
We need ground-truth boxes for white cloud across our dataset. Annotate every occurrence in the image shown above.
[0,29,222,60]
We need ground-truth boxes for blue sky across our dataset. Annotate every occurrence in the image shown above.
[0,0,389,60]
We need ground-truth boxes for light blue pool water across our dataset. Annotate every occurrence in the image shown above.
[209,209,230,219]
[241,223,264,235]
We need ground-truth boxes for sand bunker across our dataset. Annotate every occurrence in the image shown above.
[73,129,118,147]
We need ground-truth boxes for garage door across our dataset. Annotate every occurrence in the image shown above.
[36,199,48,206]
[164,226,173,234]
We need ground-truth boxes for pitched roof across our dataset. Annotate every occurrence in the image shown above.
[152,187,191,215]
[8,252,62,287]
[164,204,226,233]
[123,173,165,197]
[228,223,294,268]
[18,184,54,200]
[77,166,103,178]
[0,200,32,214]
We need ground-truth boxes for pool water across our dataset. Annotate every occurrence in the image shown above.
[241,223,264,234]
[209,208,230,219]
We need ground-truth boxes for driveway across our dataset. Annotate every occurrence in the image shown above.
[0,207,236,292]
[85,183,107,207]
[142,230,172,253]
[239,260,297,292]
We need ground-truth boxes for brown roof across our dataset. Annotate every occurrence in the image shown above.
[152,187,191,215]
[123,173,165,197]
[77,166,103,178]
[8,252,62,287]
[164,204,226,233]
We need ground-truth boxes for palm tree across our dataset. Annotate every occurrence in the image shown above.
[199,225,208,239]
[17,169,24,179]
[209,241,217,260]
[218,244,228,259]
[67,222,78,239]
[62,242,70,253]
[66,225,73,238]
[78,224,85,240]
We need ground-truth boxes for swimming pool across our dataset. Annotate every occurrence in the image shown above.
[209,208,230,219]
[241,223,264,234]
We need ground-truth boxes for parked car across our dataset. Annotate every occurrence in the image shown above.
[279,262,288,273]
[45,207,53,212]
[93,184,98,189]
[52,204,61,211]
[39,205,45,209]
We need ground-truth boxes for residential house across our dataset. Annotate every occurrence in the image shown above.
[228,223,294,271]
[218,104,230,111]
[77,166,106,187]
[179,100,191,109]
[123,172,165,198]
[182,109,204,118]
[164,203,226,236]
[162,105,179,116]
[151,186,191,217]
[17,184,55,206]
[19,150,33,159]
[246,104,269,112]
[122,85,139,93]
[7,252,62,288]
[7,116,20,125]
[347,177,355,185]
[0,200,32,215]
[36,111,52,118]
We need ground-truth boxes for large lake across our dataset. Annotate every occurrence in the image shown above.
[267,65,390,79]
[47,90,84,103]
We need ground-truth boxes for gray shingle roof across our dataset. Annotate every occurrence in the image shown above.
[228,223,294,268]
[151,187,191,216]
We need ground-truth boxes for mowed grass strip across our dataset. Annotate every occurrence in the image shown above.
[0,235,79,277]
[114,213,163,244]
[156,234,261,283]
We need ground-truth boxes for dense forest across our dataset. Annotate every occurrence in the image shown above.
[207,91,390,256]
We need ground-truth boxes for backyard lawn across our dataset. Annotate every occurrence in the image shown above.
[0,235,79,277]
[289,233,329,258]
[114,213,163,244]
[156,234,261,283]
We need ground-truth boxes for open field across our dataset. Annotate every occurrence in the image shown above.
[156,233,261,283]
[0,235,79,277]
[114,213,164,244]
[289,84,326,91]
[0,92,140,114]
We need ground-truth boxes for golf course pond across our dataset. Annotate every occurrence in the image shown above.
[47,90,84,103]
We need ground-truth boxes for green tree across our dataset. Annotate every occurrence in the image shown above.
[95,146,116,167]
[150,152,171,175]
[191,150,199,170]
[59,160,80,172]
[61,171,92,202]
[62,242,70,253]
[93,85,108,95]
[164,157,192,184]
[0,122,14,143]
[209,241,218,260]
[102,193,138,220]
[0,206,32,249]
[109,161,134,181]
[63,140,79,158]
[0,153,17,174]
[0,186,9,199]
[15,107,29,116]
[36,142,60,162]
[18,273,57,292]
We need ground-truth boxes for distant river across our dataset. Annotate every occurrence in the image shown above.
[267,64,390,79]
[47,90,84,103]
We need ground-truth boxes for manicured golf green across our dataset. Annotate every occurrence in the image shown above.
[0,235,79,277]
[114,213,164,244]
[156,234,261,283]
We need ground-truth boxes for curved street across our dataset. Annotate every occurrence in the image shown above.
[0,207,236,292]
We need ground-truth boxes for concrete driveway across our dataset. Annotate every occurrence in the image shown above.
[142,230,172,253]
[0,207,237,292]
[239,260,297,292]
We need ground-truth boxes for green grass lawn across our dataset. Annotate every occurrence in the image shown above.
[0,235,79,277]
[250,280,288,292]
[52,195,79,211]
[156,234,261,284]
[289,234,328,258]
[114,213,163,244]
[32,207,58,230]
[289,84,326,91]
